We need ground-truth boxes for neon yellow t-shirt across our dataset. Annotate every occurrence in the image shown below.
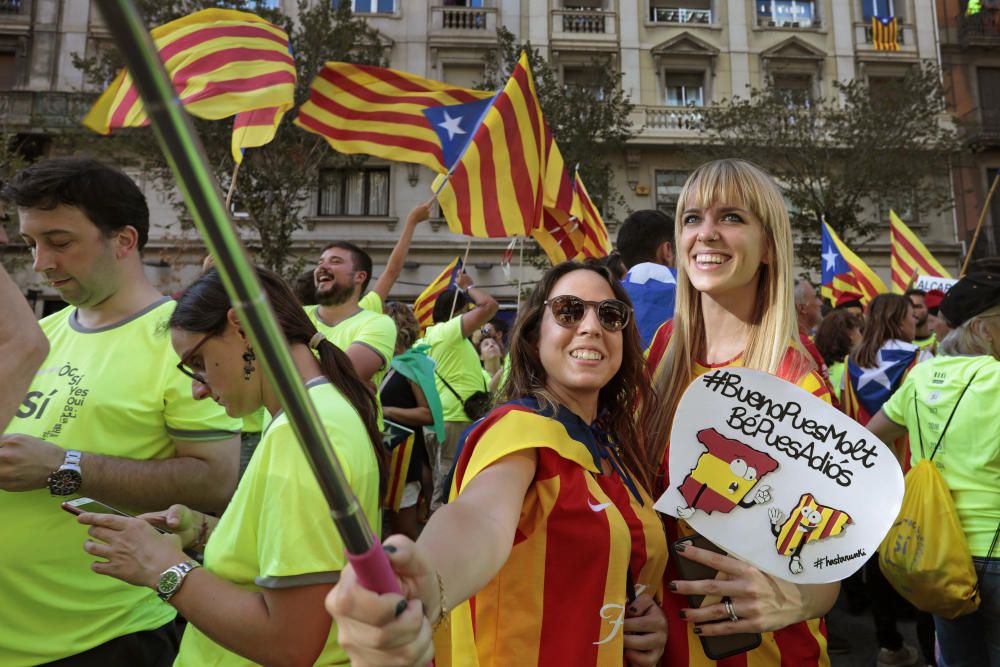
[175,380,381,667]
[420,316,486,422]
[359,291,382,313]
[914,333,937,353]
[882,354,1000,557]
[0,299,240,666]
[304,304,396,390]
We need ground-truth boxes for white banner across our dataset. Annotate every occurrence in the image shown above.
[914,275,957,293]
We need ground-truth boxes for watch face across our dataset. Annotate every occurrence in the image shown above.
[47,469,82,496]
[158,569,181,595]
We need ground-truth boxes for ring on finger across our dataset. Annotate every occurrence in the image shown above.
[722,597,739,622]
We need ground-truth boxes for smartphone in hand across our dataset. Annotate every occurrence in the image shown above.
[671,533,762,660]
[61,497,169,533]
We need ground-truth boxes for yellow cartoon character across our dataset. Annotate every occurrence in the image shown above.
[769,493,854,575]
[676,428,779,519]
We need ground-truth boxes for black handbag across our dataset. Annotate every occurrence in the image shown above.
[436,371,491,421]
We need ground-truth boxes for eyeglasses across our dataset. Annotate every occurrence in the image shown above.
[176,332,213,384]
[543,295,631,332]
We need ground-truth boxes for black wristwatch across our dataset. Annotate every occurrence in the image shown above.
[46,450,83,496]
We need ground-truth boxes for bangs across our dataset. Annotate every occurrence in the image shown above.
[680,160,757,216]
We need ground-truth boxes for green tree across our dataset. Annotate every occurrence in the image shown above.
[71,0,387,276]
[479,26,635,229]
[694,63,961,268]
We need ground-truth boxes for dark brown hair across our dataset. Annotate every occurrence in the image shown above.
[850,293,913,368]
[170,267,386,491]
[500,262,655,489]
[814,310,863,367]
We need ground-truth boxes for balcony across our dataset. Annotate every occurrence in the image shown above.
[855,21,914,52]
[958,10,1000,46]
[0,91,95,131]
[429,4,497,43]
[756,17,822,29]
[552,8,617,42]
[960,107,1000,149]
[649,7,711,25]
[633,105,704,142]
[0,0,31,31]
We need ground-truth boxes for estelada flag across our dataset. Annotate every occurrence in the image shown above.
[889,210,952,294]
[294,61,493,174]
[872,16,900,52]
[413,257,462,332]
[382,420,415,512]
[82,9,295,162]
[432,52,546,239]
[821,222,887,306]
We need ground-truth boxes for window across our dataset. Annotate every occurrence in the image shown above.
[977,68,1000,114]
[756,1,816,26]
[0,51,16,89]
[982,167,1000,259]
[655,170,687,215]
[772,73,813,106]
[564,67,606,100]
[443,0,485,6]
[649,0,712,24]
[318,168,390,216]
[860,0,897,20]
[442,63,485,89]
[664,72,704,107]
[331,0,395,13]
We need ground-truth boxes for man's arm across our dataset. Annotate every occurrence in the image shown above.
[0,266,48,432]
[0,433,240,513]
[456,272,499,338]
[343,343,386,385]
[368,199,432,303]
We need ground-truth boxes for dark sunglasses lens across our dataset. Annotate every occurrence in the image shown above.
[551,296,585,326]
[598,301,628,331]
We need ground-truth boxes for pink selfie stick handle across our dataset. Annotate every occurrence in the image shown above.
[348,539,402,594]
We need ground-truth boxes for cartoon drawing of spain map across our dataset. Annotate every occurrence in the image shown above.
[655,367,903,584]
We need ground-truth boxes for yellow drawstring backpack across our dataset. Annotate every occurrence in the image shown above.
[879,366,1000,619]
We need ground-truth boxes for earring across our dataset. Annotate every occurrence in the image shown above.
[243,348,256,381]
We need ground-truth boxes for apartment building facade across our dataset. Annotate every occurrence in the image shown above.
[1,0,962,311]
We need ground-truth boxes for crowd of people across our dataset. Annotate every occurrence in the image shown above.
[1,156,998,667]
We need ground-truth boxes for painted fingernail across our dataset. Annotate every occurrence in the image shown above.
[693,626,703,635]
[394,599,408,617]
[675,542,687,552]
[668,581,678,592]
[679,610,686,620]
[384,545,397,554]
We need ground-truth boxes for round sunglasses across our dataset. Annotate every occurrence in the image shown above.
[543,295,631,332]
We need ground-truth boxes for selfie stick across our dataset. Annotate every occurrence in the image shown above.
[93,0,398,595]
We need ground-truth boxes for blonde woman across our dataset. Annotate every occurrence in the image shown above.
[645,159,839,666]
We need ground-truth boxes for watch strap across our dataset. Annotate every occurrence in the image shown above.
[157,560,201,602]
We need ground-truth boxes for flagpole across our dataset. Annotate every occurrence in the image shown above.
[95,0,398,595]
[449,239,473,320]
[960,171,1000,276]
[516,236,524,311]
[225,159,243,210]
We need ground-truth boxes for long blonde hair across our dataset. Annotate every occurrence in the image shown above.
[649,159,811,465]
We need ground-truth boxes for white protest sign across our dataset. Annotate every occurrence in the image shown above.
[654,367,904,584]
[914,275,957,293]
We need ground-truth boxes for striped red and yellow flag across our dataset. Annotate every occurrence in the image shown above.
[821,222,888,306]
[533,130,586,263]
[294,62,493,174]
[413,257,462,331]
[382,431,415,512]
[82,8,295,158]
[572,172,611,259]
[889,210,951,293]
[433,52,546,239]
[872,16,900,51]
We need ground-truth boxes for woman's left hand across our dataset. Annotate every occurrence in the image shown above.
[77,513,186,589]
[671,544,837,636]
[623,593,667,667]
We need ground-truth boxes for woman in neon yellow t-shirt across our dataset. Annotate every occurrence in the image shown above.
[76,267,385,666]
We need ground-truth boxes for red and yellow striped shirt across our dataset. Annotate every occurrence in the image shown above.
[646,322,832,667]
[444,400,668,667]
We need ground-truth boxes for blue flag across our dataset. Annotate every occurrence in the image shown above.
[422,96,495,171]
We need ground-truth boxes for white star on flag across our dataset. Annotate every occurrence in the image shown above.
[855,366,892,392]
[437,111,466,141]
[822,250,838,272]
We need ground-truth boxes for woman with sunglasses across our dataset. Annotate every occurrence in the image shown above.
[645,159,839,666]
[326,262,668,667]
[76,267,385,667]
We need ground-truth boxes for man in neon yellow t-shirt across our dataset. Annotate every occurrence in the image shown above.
[305,241,396,389]
[0,158,241,666]
[420,270,497,510]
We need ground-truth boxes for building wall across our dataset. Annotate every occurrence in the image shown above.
[0,0,965,311]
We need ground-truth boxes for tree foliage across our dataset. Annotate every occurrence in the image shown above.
[694,63,961,268]
[71,0,387,276]
[479,26,635,227]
